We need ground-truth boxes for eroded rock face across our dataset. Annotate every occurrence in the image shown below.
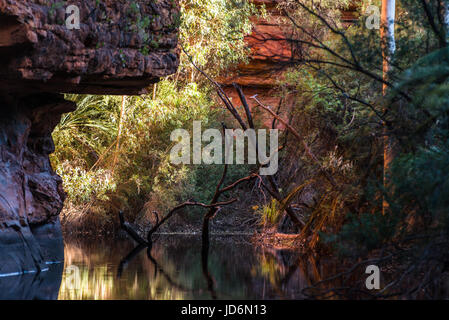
[0,94,73,275]
[0,0,179,276]
[0,0,180,94]
[219,0,296,129]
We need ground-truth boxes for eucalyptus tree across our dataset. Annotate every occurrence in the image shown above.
[381,0,396,214]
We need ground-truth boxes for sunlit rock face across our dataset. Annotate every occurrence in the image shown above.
[219,0,359,130]
[0,0,180,276]
[218,0,296,130]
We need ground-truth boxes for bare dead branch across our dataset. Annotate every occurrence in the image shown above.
[251,95,338,188]
[147,199,238,241]
[119,211,148,245]
[233,83,255,129]
[181,45,248,130]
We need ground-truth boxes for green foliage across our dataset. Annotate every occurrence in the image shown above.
[52,94,118,169]
[48,0,66,17]
[57,162,117,204]
[257,199,281,227]
[271,0,449,253]
[323,210,400,256]
[327,142,449,255]
[54,80,229,229]
[391,147,449,219]
[52,0,261,231]
[179,0,263,78]
[124,1,156,54]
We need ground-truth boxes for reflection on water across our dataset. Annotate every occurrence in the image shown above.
[58,235,337,300]
[0,263,63,300]
[2,234,447,299]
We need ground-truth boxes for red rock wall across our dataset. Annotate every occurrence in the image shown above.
[219,0,295,128]
[220,0,359,129]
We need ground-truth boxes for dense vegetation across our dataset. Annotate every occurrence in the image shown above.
[52,0,261,232]
[53,0,449,298]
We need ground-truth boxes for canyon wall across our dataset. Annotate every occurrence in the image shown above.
[220,0,358,128]
[0,0,179,276]
[220,0,293,127]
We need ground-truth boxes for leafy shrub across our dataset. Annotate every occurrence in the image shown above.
[56,161,116,204]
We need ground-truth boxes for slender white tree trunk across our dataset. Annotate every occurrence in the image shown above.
[381,0,396,94]
[442,0,449,43]
[381,0,396,214]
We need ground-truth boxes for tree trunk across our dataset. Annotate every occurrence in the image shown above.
[443,0,449,43]
[381,0,396,214]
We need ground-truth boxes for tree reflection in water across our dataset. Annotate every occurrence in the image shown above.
[57,235,355,300]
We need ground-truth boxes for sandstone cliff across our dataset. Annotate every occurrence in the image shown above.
[0,0,179,276]
[221,0,358,128]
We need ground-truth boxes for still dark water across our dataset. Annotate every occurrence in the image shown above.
[57,235,331,300]
[0,235,344,300]
[2,234,447,299]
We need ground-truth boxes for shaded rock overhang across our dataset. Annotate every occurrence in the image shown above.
[0,0,180,95]
[0,0,180,278]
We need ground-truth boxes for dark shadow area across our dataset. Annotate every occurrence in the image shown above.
[0,263,63,300]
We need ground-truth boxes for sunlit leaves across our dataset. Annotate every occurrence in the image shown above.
[179,0,263,78]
